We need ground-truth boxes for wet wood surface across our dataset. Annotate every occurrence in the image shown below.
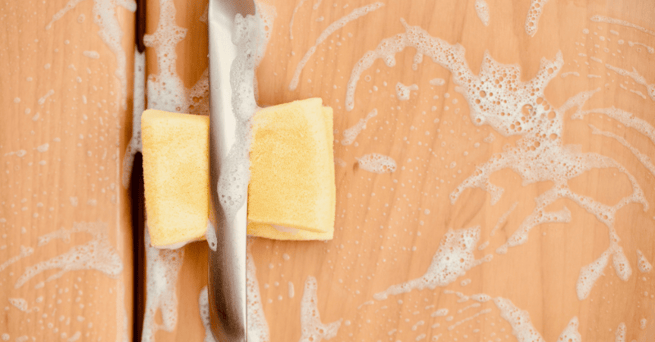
[3,0,655,341]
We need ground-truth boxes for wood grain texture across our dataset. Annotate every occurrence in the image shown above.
[3,0,655,341]
[0,0,136,341]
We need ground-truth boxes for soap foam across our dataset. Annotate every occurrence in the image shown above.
[490,201,517,237]
[289,2,384,90]
[604,63,655,101]
[615,322,626,342]
[8,298,28,312]
[289,0,309,40]
[474,0,490,26]
[525,0,549,37]
[299,276,342,342]
[395,82,418,101]
[556,317,581,342]
[493,297,545,342]
[142,224,184,342]
[341,109,377,145]
[15,222,123,289]
[374,227,490,300]
[576,250,609,300]
[83,50,100,59]
[589,124,655,177]
[205,220,217,252]
[246,246,270,342]
[636,249,653,273]
[0,246,34,273]
[356,153,397,174]
[591,15,655,37]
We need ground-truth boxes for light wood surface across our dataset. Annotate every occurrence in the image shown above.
[3,0,655,341]
[0,0,135,341]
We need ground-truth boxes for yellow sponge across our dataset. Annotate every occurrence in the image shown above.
[247,98,335,235]
[141,109,210,247]
[247,101,335,240]
[141,99,335,246]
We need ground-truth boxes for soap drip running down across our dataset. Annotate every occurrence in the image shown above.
[374,227,491,300]
[346,18,649,302]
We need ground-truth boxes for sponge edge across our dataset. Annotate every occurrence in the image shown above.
[247,99,335,234]
[247,106,335,240]
[141,109,210,247]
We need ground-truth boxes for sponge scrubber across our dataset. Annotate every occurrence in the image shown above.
[247,100,335,240]
[141,110,210,247]
[141,98,335,247]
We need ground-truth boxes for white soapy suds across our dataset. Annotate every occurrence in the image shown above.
[289,281,295,298]
[289,0,309,40]
[640,318,647,330]
[289,2,384,90]
[627,41,655,54]
[576,250,609,300]
[591,15,655,37]
[395,82,418,101]
[604,63,655,101]
[246,247,270,342]
[470,294,491,302]
[142,224,185,342]
[334,158,347,167]
[560,72,580,78]
[83,50,100,59]
[8,298,28,312]
[556,316,581,342]
[69,197,78,207]
[38,90,55,105]
[299,276,342,342]
[356,153,397,174]
[636,250,653,273]
[448,309,491,331]
[341,109,377,145]
[68,331,81,342]
[36,143,49,152]
[429,78,445,86]
[457,302,480,313]
[474,0,490,26]
[0,246,34,273]
[216,5,276,224]
[589,125,655,177]
[430,308,448,317]
[494,297,545,342]
[374,227,490,300]
[198,286,216,342]
[205,220,217,252]
[122,50,145,188]
[587,74,601,79]
[490,201,518,237]
[615,322,626,342]
[143,0,189,112]
[572,107,655,146]
[525,0,549,37]
[15,222,122,289]
[629,89,648,100]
